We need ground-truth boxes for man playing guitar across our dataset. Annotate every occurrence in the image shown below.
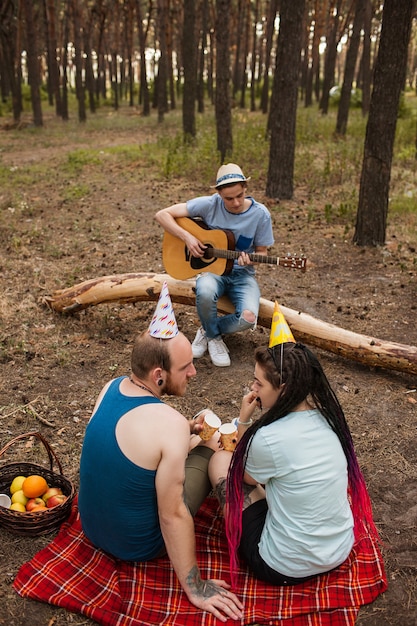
[155,163,275,367]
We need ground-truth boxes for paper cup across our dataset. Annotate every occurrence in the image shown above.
[219,422,238,452]
[198,410,221,440]
[0,493,11,509]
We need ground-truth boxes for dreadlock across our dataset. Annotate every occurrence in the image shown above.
[226,342,380,585]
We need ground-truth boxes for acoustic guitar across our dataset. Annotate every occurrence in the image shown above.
[162,217,307,280]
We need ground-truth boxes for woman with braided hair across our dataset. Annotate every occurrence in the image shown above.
[208,342,380,587]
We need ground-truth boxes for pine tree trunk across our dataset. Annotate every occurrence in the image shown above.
[182,0,197,137]
[46,0,62,116]
[266,0,306,199]
[197,0,209,113]
[319,0,342,115]
[135,0,151,116]
[354,0,414,246]
[260,0,279,114]
[215,0,233,161]
[335,0,365,135]
[22,0,43,126]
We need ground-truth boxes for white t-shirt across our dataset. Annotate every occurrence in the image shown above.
[245,409,354,577]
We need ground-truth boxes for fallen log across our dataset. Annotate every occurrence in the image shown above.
[43,272,417,377]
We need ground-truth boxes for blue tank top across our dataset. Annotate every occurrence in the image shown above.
[78,376,165,561]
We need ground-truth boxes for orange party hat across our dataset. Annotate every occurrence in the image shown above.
[149,281,179,339]
[269,301,295,347]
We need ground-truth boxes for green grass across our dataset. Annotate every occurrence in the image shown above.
[1,92,416,231]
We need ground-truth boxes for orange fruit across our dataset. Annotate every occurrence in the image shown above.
[22,475,48,498]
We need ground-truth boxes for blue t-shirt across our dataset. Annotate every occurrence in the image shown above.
[78,377,165,561]
[187,194,274,274]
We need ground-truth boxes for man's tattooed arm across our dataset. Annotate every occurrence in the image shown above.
[185,565,228,598]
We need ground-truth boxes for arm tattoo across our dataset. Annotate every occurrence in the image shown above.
[242,481,256,508]
[215,476,257,509]
[214,477,227,509]
[186,565,223,598]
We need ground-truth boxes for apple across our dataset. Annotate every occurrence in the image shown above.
[10,502,26,513]
[42,487,63,503]
[10,475,27,495]
[47,494,67,508]
[11,489,28,507]
[29,504,49,513]
[26,497,46,512]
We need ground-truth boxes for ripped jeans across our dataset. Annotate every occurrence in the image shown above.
[195,270,260,340]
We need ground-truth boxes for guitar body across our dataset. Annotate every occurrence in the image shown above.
[162,217,235,280]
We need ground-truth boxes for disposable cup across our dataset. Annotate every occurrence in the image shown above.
[219,422,238,452]
[0,493,11,509]
[198,410,221,440]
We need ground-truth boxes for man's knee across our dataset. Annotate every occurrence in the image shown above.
[242,309,256,325]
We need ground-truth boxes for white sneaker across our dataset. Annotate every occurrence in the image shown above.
[208,338,231,367]
[192,327,208,358]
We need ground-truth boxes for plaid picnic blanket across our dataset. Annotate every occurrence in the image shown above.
[13,496,387,626]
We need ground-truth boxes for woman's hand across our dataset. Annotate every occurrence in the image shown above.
[239,390,259,423]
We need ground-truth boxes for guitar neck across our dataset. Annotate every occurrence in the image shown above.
[212,248,279,265]
[209,248,306,271]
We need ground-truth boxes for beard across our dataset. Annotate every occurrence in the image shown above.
[162,373,187,397]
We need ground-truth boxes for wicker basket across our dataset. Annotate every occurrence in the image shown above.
[0,431,76,536]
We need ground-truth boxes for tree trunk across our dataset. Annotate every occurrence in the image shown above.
[232,0,245,100]
[45,0,62,116]
[354,0,414,247]
[182,0,197,137]
[335,0,365,135]
[41,0,53,106]
[111,1,120,111]
[61,0,70,120]
[43,272,417,377]
[197,0,209,113]
[124,1,134,107]
[319,0,342,115]
[0,0,22,123]
[156,0,169,122]
[166,6,176,111]
[238,0,250,109]
[249,0,260,112]
[84,13,96,114]
[239,1,251,109]
[260,0,279,114]
[266,0,306,200]
[359,0,372,116]
[72,0,86,122]
[215,0,233,161]
[304,0,324,108]
[135,0,151,116]
[22,0,43,126]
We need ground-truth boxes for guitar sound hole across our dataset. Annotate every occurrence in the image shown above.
[203,245,214,260]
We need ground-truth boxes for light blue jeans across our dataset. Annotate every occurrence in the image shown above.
[195,270,261,339]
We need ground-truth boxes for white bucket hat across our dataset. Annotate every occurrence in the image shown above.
[212,163,250,189]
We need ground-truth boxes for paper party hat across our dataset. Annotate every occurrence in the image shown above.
[269,301,295,347]
[149,281,179,338]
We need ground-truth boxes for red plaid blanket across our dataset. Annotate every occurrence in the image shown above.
[13,496,386,626]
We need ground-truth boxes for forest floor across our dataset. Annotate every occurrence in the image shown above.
[0,105,416,626]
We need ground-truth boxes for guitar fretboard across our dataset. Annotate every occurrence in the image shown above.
[206,248,306,270]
